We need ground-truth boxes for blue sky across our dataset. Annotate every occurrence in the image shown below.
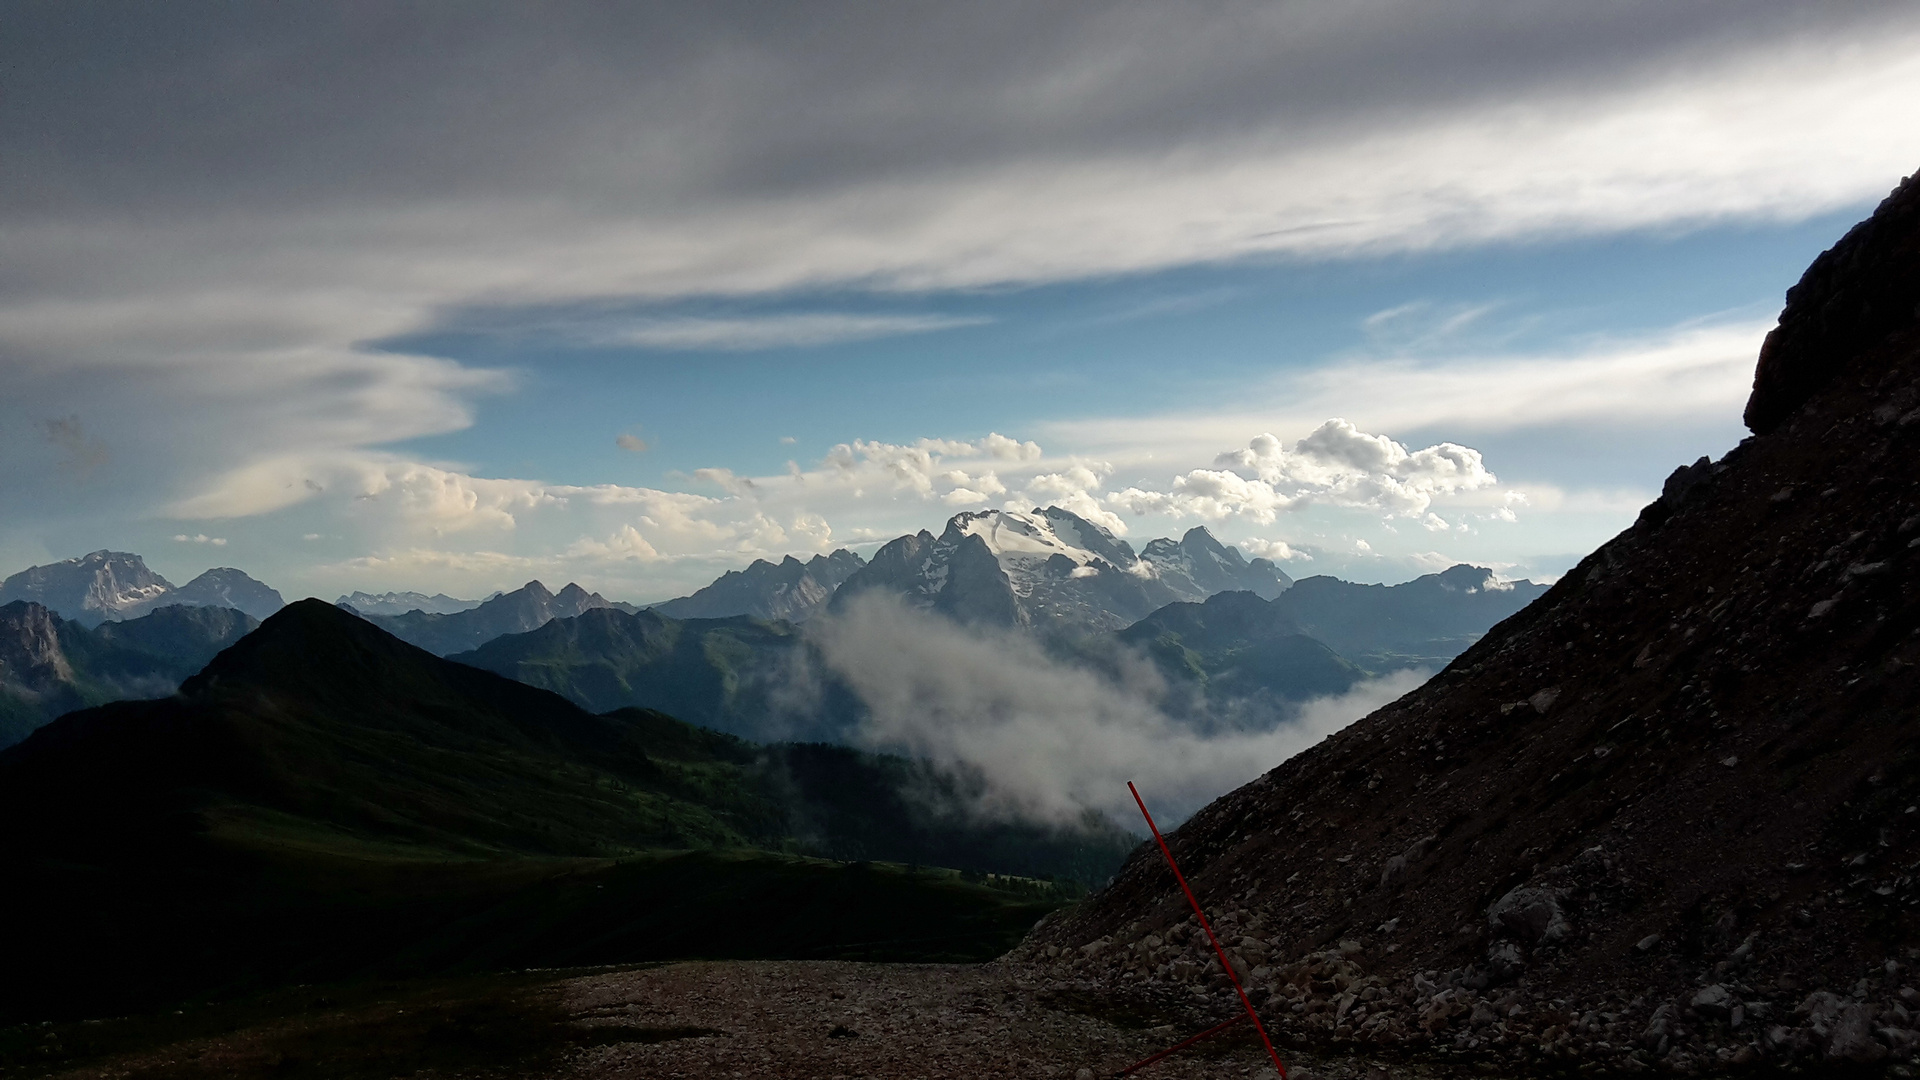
[4,3,1918,602]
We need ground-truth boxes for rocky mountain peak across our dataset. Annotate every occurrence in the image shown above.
[0,550,174,627]
[159,567,285,621]
[652,547,868,623]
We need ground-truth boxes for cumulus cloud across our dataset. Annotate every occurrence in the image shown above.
[1239,537,1311,562]
[1015,462,1125,533]
[172,534,227,546]
[809,591,1426,823]
[615,432,649,453]
[1109,419,1502,526]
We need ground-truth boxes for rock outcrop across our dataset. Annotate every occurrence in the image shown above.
[1016,170,1920,1074]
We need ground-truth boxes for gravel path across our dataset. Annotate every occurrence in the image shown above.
[560,961,1428,1080]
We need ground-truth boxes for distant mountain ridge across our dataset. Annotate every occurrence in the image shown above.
[335,589,492,616]
[0,600,258,747]
[653,549,864,623]
[1116,590,1365,721]
[830,507,1293,634]
[452,606,861,743]
[0,551,284,625]
[348,579,639,656]
[1272,564,1551,669]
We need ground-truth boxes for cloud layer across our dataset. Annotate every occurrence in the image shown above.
[809,591,1428,823]
[4,4,1910,590]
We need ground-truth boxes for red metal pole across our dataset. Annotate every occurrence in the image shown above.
[1127,781,1288,1079]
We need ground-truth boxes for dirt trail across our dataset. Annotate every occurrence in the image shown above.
[558,960,1445,1080]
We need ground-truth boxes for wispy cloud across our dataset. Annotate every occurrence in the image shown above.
[1044,319,1767,469]
[579,312,988,351]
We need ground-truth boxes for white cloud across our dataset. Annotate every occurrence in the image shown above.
[575,312,988,351]
[172,533,227,546]
[615,432,649,453]
[14,9,1904,597]
[809,590,1429,823]
[1109,419,1499,526]
[565,524,661,562]
[1015,462,1125,533]
[1238,537,1311,562]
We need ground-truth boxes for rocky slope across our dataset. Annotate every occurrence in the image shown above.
[831,508,1291,634]
[652,549,865,622]
[1017,172,1920,1075]
[352,579,635,655]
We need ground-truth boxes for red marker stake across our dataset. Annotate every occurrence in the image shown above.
[1123,781,1288,1079]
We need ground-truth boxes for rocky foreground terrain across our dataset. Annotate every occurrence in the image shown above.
[1009,171,1920,1075]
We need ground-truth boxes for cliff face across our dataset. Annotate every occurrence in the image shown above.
[1018,171,1920,1074]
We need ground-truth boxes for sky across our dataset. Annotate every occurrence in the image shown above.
[5,2,1920,605]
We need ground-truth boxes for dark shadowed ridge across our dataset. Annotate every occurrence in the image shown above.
[0,599,1133,1022]
[1019,170,1920,1073]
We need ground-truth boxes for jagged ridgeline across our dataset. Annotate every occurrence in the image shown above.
[0,601,1134,1023]
[1019,171,1920,1073]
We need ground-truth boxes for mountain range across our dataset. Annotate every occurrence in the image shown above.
[1019,168,1920,1074]
[652,549,865,622]
[0,600,258,748]
[830,510,1294,633]
[451,607,852,742]
[347,579,639,656]
[0,599,1135,1021]
[0,550,284,625]
[335,589,494,616]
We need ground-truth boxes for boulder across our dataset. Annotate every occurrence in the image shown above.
[1487,886,1572,944]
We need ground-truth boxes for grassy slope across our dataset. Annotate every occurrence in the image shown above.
[0,602,1107,1023]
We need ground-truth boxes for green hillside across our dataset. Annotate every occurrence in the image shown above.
[0,601,1131,1023]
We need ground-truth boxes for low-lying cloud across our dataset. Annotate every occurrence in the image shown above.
[808,591,1426,825]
